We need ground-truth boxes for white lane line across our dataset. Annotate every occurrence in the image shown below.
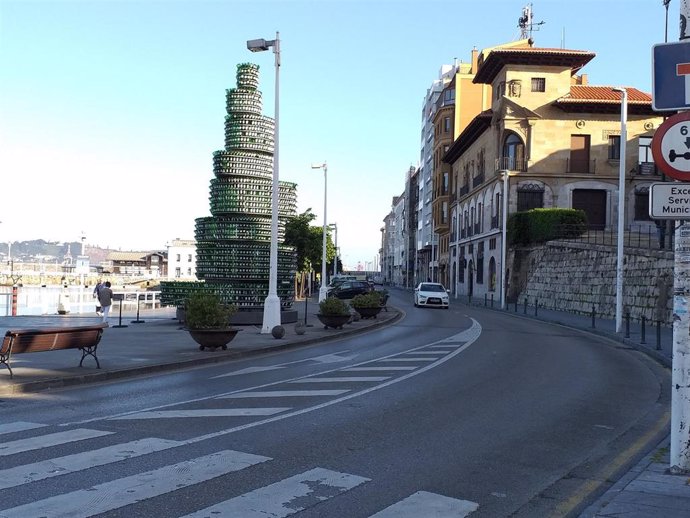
[181,467,370,518]
[211,366,285,378]
[403,351,447,355]
[381,358,436,362]
[0,428,113,456]
[289,377,390,383]
[0,449,270,518]
[369,490,479,517]
[0,437,182,490]
[0,422,45,436]
[342,367,416,371]
[111,408,290,420]
[219,390,350,398]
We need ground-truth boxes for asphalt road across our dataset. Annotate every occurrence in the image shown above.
[0,290,669,517]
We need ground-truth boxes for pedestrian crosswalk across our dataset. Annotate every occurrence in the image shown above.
[0,421,480,517]
[0,323,484,516]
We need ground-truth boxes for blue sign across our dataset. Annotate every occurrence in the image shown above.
[653,40,690,111]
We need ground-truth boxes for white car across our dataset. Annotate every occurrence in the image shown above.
[414,282,450,309]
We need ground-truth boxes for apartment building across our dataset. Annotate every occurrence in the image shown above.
[443,40,663,301]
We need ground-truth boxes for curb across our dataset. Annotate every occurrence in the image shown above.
[1,309,403,396]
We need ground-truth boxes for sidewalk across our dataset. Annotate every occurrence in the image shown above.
[0,298,400,396]
[457,294,689,517]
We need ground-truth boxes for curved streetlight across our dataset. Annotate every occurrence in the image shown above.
[248,32,281,333]
[312,162,328,301]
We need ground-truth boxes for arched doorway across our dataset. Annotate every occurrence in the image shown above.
[468,260,474,296]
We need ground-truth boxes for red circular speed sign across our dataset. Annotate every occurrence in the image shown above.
[652,111,690,181]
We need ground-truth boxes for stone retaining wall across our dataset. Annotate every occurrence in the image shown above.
[510,241,673,323]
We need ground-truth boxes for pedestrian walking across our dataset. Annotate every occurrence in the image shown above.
[98,281,114,325]
[93,280,104,316]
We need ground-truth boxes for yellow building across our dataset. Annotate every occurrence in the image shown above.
[443,40,663,299]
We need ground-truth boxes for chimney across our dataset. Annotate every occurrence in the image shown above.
[471,47,479,73]
[580,73,588,85]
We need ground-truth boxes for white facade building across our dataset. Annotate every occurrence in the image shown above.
[166,239,197,280]
[418,64,455,282]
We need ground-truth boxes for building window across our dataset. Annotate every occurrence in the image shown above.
[476,242,484,285]
[634,188,651,221]
[608,135,621,160]
[175,267,181,278]
[517,185,545,212]
[443,117,451,133]
[502,133,526,171]
[176,254,181,262]
[531,77,546,92]
[187,268,192,276]
[489,238,496,250]
[188,254,193,262]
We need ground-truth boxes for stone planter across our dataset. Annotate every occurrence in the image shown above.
[188,328,239,351]
[353,306,382,319]
[316,313,351,330]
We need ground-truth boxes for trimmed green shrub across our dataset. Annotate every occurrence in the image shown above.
[507,208,587,245]
[319,297,350,316]
[185,290,236,329]
[350,291,383,308]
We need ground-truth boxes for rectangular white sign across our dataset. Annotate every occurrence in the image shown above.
[650,182,690,219]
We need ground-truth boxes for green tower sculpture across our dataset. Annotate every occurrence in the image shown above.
[161,63,297,311]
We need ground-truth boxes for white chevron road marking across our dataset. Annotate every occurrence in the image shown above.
[369,490,479,517]
[0,449,270,518]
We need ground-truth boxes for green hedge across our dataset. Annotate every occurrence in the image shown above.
[507,208,588,245]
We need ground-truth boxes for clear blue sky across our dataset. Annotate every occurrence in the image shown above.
[0,0,673,269]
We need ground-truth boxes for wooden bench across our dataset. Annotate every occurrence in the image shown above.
[0,323,108,378]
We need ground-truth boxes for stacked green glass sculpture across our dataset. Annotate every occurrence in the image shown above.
[161,63,297,309]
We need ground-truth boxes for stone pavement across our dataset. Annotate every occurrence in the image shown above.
[2,290,689,517]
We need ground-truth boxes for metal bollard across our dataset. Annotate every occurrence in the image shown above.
[625,311,630,338]
[535,299,538,317]
[656,320,661,350]
[491,294,494,308]
[524,297,528,314]
[641,316,646,344]
[514,299,518,312]
[468,294,472,306]
[591,305,596,329]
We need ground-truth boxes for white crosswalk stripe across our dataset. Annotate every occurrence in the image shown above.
[110,408,291,420]
[369,490,479,517]
[0,428,113,456]
[0,437,181,490]
[343,366,417,371]
[381,357,436,362]
[0,449,271,518]
[219,389,350,398]
[181,467,370,518]
[289,376,390,383]
[0,422,45,435]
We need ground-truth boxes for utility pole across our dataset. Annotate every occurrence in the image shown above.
[671,0,690,474]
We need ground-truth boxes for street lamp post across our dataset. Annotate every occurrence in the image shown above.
[312,162,328,301]
[613,87,628,333]
[248,32,281,334]
[329,223,338,277]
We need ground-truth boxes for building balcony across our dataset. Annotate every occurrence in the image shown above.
[495,157,528,172]
[566,158,596,174]
[634,162,659,176]
[459,185,469,197]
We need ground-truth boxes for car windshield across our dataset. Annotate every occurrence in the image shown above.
[420,284,445,292]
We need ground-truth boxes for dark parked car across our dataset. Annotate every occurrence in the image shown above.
[328,280,372,299]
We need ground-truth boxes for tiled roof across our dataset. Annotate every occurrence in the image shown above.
[559,86,652,104]
[474,47,596,84]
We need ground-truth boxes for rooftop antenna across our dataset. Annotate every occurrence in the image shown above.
[518,3,545,41]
